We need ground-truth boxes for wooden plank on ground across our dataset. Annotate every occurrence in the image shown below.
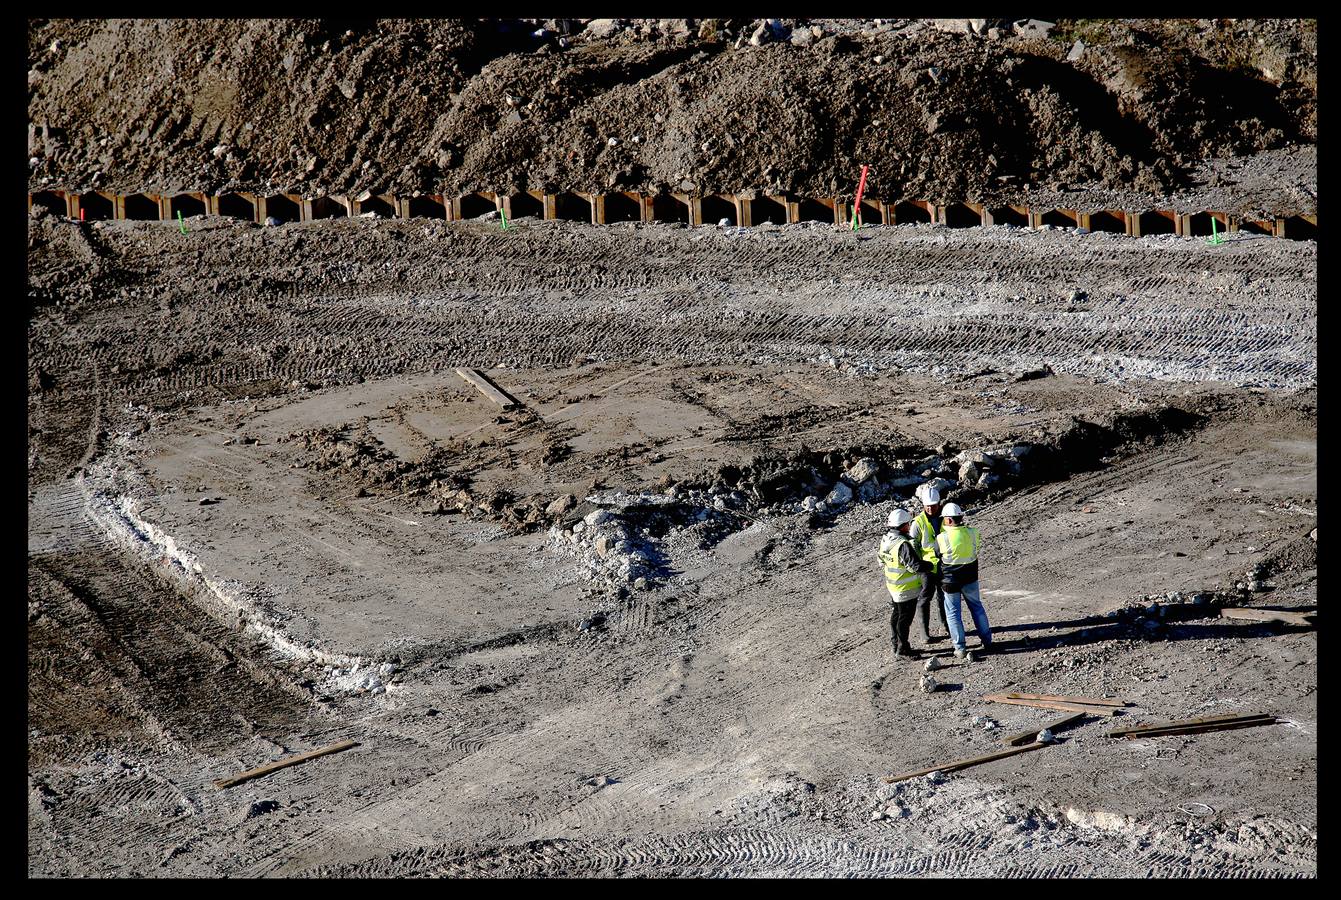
[1108,715,1275,739]
[1110,718,1278,739]
[884,741,1048,784]
[454,368,518,409]
[1107,712,1272,736]
[1000,712,1088,747]
[1005,692,1130,708]
[983,694,1121,716]
[214,739,359,789]
[1219,607,1315,627]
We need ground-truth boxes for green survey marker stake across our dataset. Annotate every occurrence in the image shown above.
[177,210,187,235]
[1207,215,1222,245]
[499,208,509,231]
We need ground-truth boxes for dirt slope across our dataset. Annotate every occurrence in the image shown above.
[28,19,1316,209]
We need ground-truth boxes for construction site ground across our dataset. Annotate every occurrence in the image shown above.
[28,209,1316,876]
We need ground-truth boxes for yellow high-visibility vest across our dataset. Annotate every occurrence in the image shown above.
[936,525,981,565]
[878,534,922,600]
[912,511,941,571]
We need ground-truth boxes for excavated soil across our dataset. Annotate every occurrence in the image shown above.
[28,19,1317,216]
[28,17,1316,880]
[28,206,1316,877]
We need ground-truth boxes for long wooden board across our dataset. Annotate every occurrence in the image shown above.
[983,694,1121,716]
[1219,607,1315,627]
[214,739,359,789]
[884,741,1048,784]
[1110,719,1278,739]
[454,368,518,409]
[1108,712,1272,735]
[1005,692,1129,708]
[1000,712,1087,747]
[1108,715,1275,739]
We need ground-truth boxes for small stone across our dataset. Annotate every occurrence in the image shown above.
[1066,39,1086,62]
[923,657,940,672]
[607,137,619,147]
[920,674,939,693]
[871,809,887,821]
[1036,728,1056,744]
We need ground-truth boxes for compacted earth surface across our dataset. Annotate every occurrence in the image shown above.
[29,16,1316,879]
[28,205,1315,876]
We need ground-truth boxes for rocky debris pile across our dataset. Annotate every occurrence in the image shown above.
[547,491,739,591]
[286,425,552,530]
[679,440,1043,520]
[1101,590,1255,635]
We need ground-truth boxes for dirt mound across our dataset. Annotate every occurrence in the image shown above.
[28,19,1316,204]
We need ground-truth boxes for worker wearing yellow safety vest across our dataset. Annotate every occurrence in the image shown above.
[909,483,951,645]
[935,502,993,659]
[877,508,934,660]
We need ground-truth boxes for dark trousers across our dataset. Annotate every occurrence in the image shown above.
[918,572,950,640]
[890,599,917,656]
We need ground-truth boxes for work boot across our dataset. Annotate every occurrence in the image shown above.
[954,647,967,659]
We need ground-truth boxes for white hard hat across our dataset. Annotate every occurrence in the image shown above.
[887,508,914,528]
[916,483,941,505]
[941,502,965,518]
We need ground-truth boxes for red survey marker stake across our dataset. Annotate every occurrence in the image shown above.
[851,164,870,230]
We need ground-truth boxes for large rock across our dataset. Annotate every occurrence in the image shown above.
[584,19,625,39]
[825,481,854,506]
[546,494,576,516]
[1012,19,1055,38]
[930,19,976,34]
[844,457,881,485]
[584,509,615,527]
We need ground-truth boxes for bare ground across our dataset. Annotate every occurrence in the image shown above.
[28,211,1315,877]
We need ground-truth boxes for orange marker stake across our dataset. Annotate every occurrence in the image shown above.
[851,164,870,230]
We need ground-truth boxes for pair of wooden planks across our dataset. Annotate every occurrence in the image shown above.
[1108,713,1277,739]
[1219,607,1316,627]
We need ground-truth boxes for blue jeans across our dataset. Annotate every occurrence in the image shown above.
[943,580,991,651]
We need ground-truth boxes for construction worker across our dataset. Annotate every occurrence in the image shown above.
[935,502,992,659]
[877,508,930,660]
[910,483,951,645]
